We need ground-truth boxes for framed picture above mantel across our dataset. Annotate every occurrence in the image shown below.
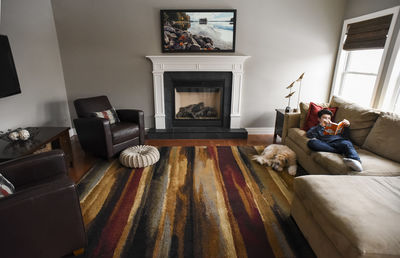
[160,9,237,53]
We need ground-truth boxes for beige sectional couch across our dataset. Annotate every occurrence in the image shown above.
[292,175,400,258]
[285,96,400,257]
[282,95,400,176]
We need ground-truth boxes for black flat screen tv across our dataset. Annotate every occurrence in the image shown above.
[0,35,21,98]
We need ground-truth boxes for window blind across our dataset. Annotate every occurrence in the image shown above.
[343,14,393,50]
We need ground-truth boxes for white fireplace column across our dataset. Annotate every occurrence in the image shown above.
[146,55,250,129]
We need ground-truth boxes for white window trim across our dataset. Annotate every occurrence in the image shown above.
[379,24,400,111]
[330,6,400,108]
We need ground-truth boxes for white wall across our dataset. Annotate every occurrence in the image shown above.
[0,0,71,132]
[52,0,347,128]
[344,0,400,19]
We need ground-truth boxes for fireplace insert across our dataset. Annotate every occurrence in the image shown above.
[164,72,232,128]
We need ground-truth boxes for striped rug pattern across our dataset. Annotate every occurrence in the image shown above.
[78,146,314,257]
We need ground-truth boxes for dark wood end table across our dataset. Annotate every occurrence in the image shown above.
[273,109,285,143]
[0,127,73,166]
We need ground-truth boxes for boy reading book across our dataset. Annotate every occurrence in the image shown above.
[306,109,363,171]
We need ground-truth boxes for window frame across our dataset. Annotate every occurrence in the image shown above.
[379,24,400,112]
[330,6,400,108]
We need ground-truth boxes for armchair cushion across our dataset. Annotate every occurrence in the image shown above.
[91,107,120,124]
[111,122,140,144]
[0,173,15,197]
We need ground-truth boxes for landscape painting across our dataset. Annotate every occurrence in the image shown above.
[161,9,236,52]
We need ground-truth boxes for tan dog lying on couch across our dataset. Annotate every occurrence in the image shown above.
[253,144,297,175]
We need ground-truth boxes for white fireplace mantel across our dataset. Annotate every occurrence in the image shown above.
[146,55,250,129]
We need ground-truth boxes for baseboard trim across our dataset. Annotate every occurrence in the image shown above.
[245,127,274,135]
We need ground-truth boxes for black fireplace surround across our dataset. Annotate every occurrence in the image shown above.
[147,71,247,139]
[164,72,232,128]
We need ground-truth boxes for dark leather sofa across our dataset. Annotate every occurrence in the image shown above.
[0,150,86,258]
[74,95,145,159]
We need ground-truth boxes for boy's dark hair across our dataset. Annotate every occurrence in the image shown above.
[318,109,333,118]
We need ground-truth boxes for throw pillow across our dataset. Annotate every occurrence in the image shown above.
[92,108,120,124]
[330,95,380,146]
[299,102,309,129]
[0,173,15,198]
[362,112,400,163]
[299,102,330,129]
[302,102,338,131]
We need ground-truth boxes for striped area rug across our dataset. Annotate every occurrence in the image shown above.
[77,146,314,258]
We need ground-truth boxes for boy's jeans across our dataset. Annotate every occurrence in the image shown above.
[307,138,361,161]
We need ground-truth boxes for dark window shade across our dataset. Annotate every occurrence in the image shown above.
[343,14,393,50]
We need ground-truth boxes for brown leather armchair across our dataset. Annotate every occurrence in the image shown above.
[0,150,86,258]
[74,95,145,159]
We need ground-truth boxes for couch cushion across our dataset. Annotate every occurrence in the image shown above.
[362,112,400,163]
[288,128,312,155]
[294,175,400,258]
[311,151,350,175]
[310,147,400,176]
[330,95,380,146]
[356,148,400,176]
[110,122,139,144]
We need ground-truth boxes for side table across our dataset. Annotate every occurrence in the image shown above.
[273,109,285,143]
[0,127,73,167]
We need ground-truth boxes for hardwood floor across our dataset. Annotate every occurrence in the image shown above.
[68,134,274,183]
[68,136,98,183]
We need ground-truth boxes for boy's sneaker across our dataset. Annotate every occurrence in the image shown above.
[343,158,363,172]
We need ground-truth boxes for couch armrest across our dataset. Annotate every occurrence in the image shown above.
[0,150,67,188]
[74,117,113,158]
[116,109,145,144]
[282,112,301,144]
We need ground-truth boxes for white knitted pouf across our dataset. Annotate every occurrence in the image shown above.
[119,145,160,168]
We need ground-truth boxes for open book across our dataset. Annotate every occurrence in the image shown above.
[323,121,345,135]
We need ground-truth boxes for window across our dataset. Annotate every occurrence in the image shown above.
[390,70,400,113]
[339,49,383,107]
[380,23,400,114]
[331,7,399,108]
[394,90,400,113]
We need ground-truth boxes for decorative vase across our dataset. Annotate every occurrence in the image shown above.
[8,131,20,141]
[18,129,30,141]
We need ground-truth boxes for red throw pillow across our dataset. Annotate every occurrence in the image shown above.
[302,102,338,131]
